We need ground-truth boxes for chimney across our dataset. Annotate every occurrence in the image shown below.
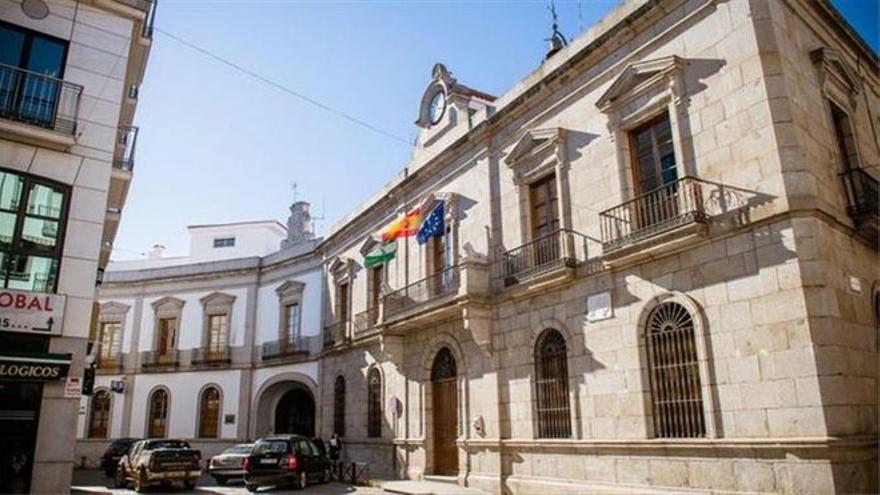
[149,244,166,259]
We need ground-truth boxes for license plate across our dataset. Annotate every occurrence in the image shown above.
[260,458,277,465]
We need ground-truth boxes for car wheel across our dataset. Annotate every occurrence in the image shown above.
[133,468,148,493]
[113,467,127,488]
[246,483,259,493]
[295,471,307,490]
[183,479,196,490]
[321,467,330,484]
[213,475,226,486]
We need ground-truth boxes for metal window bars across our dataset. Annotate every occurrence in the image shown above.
[192,345,231,365]
[534,330,572,439]
[261,335,318,360]
[0,63,82,136]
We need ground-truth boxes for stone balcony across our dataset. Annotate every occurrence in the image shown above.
[501,228,591,290]
[191,346,231,367]
[600,176,714,265]
[139,350,179,371]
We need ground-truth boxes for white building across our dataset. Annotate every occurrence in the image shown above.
[76,204,324,462]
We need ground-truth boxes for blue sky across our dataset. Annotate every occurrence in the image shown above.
[113,0,878,260]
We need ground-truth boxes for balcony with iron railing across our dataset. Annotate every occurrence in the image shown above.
[841,167,879,248]
[0,63,82,148]
[323,319,350,349]
[383,265,461,322]
[502,229,590,288]
[261,335,319,361]
[114,125,139,172]
[353,306,381,340]
[192,345,231,366]
[96,350,123,374]
[600,176,712,262]
[140,349,179,370]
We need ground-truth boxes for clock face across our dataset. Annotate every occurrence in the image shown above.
[428,90,446,124]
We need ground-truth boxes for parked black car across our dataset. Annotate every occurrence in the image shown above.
[243,435,331,491]
[100,438,139,477]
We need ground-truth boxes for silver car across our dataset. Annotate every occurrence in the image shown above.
[208,444,254,485]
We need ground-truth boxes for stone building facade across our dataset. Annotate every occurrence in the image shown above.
[77,0,877,494]
[0,0,154,492]
[317,0,878,493]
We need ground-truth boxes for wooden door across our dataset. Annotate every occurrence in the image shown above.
[157,318,176,363]
[431,348,458,475]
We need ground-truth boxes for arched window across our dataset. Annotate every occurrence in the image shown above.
[534,329,571,438]
[367,368,382,438]
[645,302,706,438]
[88,390,111,438]
[334,376,346,437]
[198,387,221,438]
[148,389,169,438]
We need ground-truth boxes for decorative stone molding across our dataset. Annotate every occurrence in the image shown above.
[596,55,685,116]
[329,257,356,286]
[505,127,568,186]
[150,296,184,350]
[811,47,860,112]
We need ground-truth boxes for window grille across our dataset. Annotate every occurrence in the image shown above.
[367,368,382,438]
[148,389,169,438]
[334,376,346,437]
[88,390,110,438]
[534,329,571,438]
[645,302,706,438]
[198,387,221,438]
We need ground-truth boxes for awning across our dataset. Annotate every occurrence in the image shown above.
[0,352,72,382]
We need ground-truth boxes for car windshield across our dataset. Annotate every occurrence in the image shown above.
[224,445,253,455]
[145,440,190,450]
[252,441,289,455]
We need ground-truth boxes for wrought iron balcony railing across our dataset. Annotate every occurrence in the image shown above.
[0,63,82,136]
[841,168,879,220]
[600,176,708,251]
[502,229,589,286]
[383,265,460,320]
[141,350,179,368]
[261,336,317,360]
[192,346,231,365]
[96,353,123,372]
[323,320,349,349]
[353,306,380,338]
[114,125,138,171]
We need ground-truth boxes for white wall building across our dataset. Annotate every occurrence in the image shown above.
[76,203,324,464]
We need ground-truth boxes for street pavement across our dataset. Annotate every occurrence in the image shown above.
[71,470,384,495]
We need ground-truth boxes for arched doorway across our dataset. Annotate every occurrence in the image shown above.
[431,347,458,475]
[274,387,315,437]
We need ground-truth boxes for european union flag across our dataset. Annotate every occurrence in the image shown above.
[416,202,444,245]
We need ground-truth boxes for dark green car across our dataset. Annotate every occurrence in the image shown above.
[243,435,331,491]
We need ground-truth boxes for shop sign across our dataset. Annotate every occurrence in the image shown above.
[0,352,71,382]
[0,289,66,336]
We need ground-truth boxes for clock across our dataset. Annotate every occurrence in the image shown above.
[428,90,446,125]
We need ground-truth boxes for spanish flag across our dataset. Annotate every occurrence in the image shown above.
[381,208,421,242]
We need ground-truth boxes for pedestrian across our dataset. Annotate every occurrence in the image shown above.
[328,432,342,479]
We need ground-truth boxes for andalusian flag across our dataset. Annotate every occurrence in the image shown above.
[381,208,421,242]
[364,242,397,267]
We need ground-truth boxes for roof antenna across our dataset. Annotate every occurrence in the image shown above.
[290,181,299,202]
[545,0,567,60]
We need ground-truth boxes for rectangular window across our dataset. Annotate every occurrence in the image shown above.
[337,283,349,323]
[830,102,859,171]
[157,318,177,360]
[630,113,678,195]
[283,304,300,342]
[0,21,69,128]
[213,237,235,248]
[207,314,228,350]
[98,322,121,365]
[0,169,68,292]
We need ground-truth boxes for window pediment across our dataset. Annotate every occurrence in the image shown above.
[275,280,306,299]
[359,237,380,257]
[330,257,356,285]
[596,55,683,112]
[811,47,860,111]
[151,296,184,312]
[100,301,130,318]
[200,291,236,311]
[506,128,567,185]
